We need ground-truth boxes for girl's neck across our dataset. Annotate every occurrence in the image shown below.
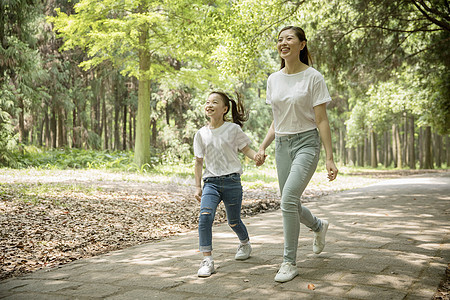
[209,118,225,129]
[283,59,308,74]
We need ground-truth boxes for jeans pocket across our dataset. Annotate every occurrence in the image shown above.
[230,174,241,183]
[275,139,282,151]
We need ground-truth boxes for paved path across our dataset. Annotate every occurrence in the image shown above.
[1,173,449,299]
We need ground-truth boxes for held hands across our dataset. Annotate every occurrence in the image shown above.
[254,149,267,167]
[326,159,338,181]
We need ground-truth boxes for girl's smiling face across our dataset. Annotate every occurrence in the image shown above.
[277,29,306,61]
[205,93,228,120]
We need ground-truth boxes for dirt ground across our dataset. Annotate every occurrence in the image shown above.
[0,168,448,298]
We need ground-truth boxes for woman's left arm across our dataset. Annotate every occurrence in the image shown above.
[314,103,338,181]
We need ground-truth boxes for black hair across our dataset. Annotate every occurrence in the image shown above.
[278,26,312,69]
[209,91,248,127]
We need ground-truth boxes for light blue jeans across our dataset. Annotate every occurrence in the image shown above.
[198,173,249,252]
[275,129,323,264]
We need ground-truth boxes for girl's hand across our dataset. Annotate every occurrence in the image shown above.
[195,187,202,202]
[326,159,338,181]
[255,149,267,166]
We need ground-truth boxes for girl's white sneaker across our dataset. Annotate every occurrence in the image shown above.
[197,258,215,277]
[235,243,252,260]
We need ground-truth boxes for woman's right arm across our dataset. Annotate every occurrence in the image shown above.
[257,121,275,162]
[194,157,203,202]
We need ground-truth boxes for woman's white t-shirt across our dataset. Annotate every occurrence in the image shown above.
[266,67,332,135]
[194,122,251,179]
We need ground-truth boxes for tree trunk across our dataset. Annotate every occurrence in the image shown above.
[370,129,378,168]
[408,115,415,169]
[123,103,127,150]
[384,131,389,167]
[364,136,370,166]
[50,106,57,148]
[418,127,423,168]
[114,75,121,150]
[43,107,50,148]
[165,102,170,125]
[18,97,26,143]
[339,127,346,165]
[348,147,356,166]
[129,107,133,150]
[72,106,79,148]
[404,114,408,166]
[132,109,136,150]
[134,23,152,167]
[434,133,442,168]
[423,126,433,169]
[57,106,65,148]
[103,97,108,150]
[356,144,362,166]
[394,124,403,168]
[447,135,450,167]
[151,118,157,147]
[392,124,397,168]
[37,112,44,147]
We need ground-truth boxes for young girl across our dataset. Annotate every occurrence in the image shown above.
[257,26,338,282]
[193,91,263,277]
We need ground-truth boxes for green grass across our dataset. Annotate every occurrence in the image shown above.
[7,147,448,183]
[0,182,103,206]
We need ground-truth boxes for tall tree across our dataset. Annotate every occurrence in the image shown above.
[50,0,238,166]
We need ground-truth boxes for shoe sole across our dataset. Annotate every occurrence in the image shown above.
[274,271,299,283]
[313,221,329,254]
[198,270,215,277]
[235,255,250,260]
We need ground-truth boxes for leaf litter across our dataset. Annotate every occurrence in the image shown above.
[0,168,387,281]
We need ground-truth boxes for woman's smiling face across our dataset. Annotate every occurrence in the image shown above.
[277,29,306,61]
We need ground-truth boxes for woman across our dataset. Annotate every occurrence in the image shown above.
[257,26,338,283]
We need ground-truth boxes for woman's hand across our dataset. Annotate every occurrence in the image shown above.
[326,159,338,181]
[255,149,267,166]
[195,187,202,202]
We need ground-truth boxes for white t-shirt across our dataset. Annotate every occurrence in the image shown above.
[266,67,332,135]
[194,122,251,179]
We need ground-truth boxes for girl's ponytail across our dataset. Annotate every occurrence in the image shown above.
[210,91,248,127]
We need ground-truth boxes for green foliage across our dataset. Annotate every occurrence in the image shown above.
[11,146,139,170]
[0,82,18,166]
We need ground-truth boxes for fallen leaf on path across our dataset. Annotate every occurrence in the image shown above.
[308,284,316,290]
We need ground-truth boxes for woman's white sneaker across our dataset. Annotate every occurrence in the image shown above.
[274,262,299,282]
[313,220,329,254]
[197,258,215,277]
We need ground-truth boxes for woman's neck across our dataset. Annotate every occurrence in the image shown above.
[209,118,225,129]
[283,59,308,74]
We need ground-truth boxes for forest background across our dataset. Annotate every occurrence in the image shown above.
[1,0,449,171]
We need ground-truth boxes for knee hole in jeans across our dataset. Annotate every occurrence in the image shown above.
[228,219,239,227]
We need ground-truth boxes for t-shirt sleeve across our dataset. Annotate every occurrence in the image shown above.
[234,125,251,151]
[265,76,272,105]
[193,130,204,158]
[312,74,332,107]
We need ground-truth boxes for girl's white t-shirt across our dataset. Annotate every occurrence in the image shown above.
[194,122,251,179]
[266,67,332,135]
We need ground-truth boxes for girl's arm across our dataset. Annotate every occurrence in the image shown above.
[256,121,275,163]
[194,157,203,201]
[241,145,264,166]
[314,103,338,181]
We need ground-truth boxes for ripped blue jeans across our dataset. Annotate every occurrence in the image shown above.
[198,173,249,252]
